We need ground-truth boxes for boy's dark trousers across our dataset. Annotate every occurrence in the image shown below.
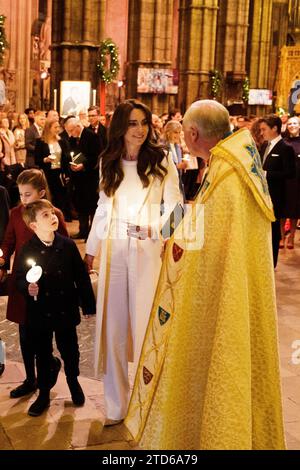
[19,323,60,385]
[19,324,36,384]
[31,324,80,390]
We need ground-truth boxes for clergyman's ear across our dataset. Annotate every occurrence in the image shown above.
[190,125,199,143]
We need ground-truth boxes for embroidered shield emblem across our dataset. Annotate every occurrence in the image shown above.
[172,242,183,262]
[158,306,171,326]
[143,366,153,385]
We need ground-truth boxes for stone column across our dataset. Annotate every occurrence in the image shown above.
[105,0,129,109]
[215,0,250,106]
[51,0,106,112]
[248,0,273,90]
[126,0,175,114]
[269,0,289,110]
[1,0,39,112]
[177,0,219,111]
[288,0,300,41]
[244,0,275,114]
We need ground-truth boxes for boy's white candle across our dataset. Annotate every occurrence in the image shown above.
[0,248,3,257]
[26,259,43,301]
[92,89,96,106]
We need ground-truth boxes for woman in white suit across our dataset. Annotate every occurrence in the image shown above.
[85,99,181,425]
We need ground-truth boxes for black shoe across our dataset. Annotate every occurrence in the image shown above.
[67,378,85,406]
[28,392,50,417]
[10,379,37,398]
[0,363,4,376]
[49,356,61,388]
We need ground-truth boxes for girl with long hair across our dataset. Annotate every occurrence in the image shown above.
[35,119,70,218]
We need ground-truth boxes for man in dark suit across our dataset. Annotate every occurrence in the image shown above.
[64,118,101,239]
[260,114,296,267]
[87,106,107,153]
[25,111,46,168]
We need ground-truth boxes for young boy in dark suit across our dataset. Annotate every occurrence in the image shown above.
[16,199,96,416]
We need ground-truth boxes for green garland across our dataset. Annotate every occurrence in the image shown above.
[96,38,120,84]
[242,76,250,103]
[209,69,223,99]
[276,107,287,117]
[0,15,9,66]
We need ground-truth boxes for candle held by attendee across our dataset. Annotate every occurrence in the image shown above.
[92,89,96,106]
[26,259,43,301]
[53,89,57,111]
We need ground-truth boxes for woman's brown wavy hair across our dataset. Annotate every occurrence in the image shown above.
[100,99,167,197]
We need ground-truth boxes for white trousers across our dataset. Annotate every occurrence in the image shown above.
[103,238,140,420]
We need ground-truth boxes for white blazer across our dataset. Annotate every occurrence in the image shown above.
[86,155,182,375]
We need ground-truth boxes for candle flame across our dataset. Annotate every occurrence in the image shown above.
[27,259,36,267]
[0,248,3,257]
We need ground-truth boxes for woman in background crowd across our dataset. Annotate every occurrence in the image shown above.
[163,120,187,198]
[282,116,300,248]
[14,113,30,166]
[35,119,71,218]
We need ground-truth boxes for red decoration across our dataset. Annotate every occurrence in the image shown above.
[172,242,184,262]
[143,366,153,385]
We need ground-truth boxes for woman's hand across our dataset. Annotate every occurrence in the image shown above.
[28,282,39,297]
[70,163,84,172]
[127,223,152,240]
[43,156,53,163]
[177,161,188,170]
[84,254,94,273]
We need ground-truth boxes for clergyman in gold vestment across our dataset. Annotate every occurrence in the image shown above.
[125,100,286,450]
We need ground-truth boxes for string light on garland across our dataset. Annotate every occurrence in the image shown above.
[242,76,250,103]
[0,14,9,66]
[276,107,287,117]
[209,69,223,99]
[96,38,120,85]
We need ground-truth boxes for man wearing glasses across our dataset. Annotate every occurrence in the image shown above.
[87,106,107,153]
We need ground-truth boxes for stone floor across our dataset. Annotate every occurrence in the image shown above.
[0,361,134,450]
[0,221,300,449]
